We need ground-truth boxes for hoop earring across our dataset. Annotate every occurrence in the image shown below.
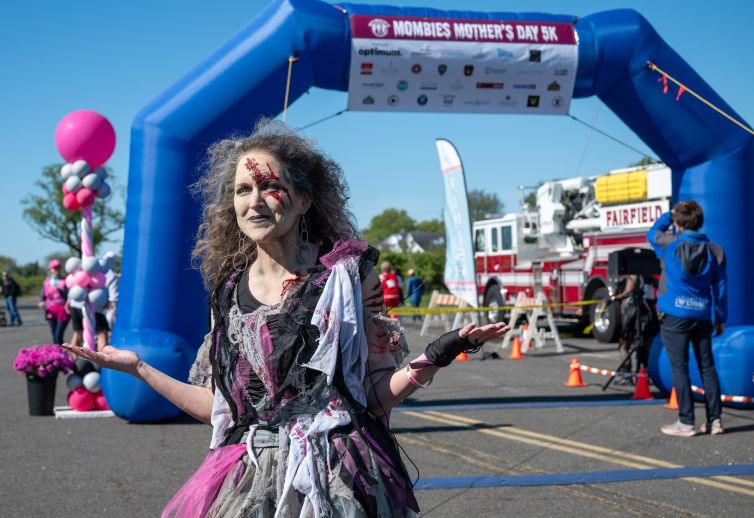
[232,231,249,271]
[297,215,310,265]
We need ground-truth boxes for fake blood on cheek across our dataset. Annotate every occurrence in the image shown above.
[244,158,292,207]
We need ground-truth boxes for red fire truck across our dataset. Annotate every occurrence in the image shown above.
[473,163,671,342]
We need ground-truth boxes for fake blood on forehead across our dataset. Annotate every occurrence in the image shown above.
[244,157,291,206]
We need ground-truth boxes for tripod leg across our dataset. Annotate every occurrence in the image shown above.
[602,349,635,391]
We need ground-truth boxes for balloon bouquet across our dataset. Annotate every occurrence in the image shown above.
[54,110,116,412]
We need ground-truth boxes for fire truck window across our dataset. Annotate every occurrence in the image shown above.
[502,226,513,250]
[475,229,486,253]
[491,227,499,251]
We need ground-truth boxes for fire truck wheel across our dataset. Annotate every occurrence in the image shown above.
[591,286,621,343]
[483,285,506,324]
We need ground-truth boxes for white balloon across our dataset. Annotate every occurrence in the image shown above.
[68,285,87,302]
[96,182,111,198]
[66,374,83,391]
[60,163,74,180]
[81,257,101,274]
[71,159,90,178]
[92,166,108,180]
[88,288,108,311]
[64,175,82,193]
[82,172,103,190]
[65,257,81,274]
[82,372,101,393]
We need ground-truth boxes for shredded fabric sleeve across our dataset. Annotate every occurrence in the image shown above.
[361,269,408,376]
[188,332,213,388]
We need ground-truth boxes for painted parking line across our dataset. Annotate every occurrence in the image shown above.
[415,464,754,489]
[402,410,754,496]
[400,433,709,517]
[395,398,663,412]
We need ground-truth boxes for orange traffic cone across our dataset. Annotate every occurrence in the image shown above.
[509,336,525,360]
[564,357,586,387]
[456,351,469,362]
[631,368,654,400]
[663,387,679,409]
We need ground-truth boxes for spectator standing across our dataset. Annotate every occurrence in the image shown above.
[103,251,120,329]
[379,260,402,309]
[38,259,69,344]
[2,271,23,326]
[648,200,726,437]
[405,269,424,322]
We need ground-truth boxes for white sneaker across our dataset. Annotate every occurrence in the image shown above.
[661,420,696,437]
[699,419,725,435]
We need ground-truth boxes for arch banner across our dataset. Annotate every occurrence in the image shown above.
[347,14,578,114]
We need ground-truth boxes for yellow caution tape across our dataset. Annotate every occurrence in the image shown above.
[387,299,605,316]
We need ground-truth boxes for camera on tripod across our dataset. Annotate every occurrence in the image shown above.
[601,248,661,391]
[607,248,661,290]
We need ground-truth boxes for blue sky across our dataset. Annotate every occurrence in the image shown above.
[2,0,752,265]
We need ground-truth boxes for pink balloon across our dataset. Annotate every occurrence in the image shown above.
[76,187,96,208]
[68,386,96,411]
[63,192,80,211]
[65,274,76,289]
[90,271,107,289]
[73,270,91,288]
[54,110,116,168]
[94,392,110,411]
[62,184,69,195]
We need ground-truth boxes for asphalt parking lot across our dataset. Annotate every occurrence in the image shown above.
[1,302,753,517]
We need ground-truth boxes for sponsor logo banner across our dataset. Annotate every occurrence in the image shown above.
[348,14,578,114]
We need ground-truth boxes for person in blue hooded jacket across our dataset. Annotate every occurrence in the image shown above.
[647,200,726,437]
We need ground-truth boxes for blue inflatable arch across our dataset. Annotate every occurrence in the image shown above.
[105,0,754,421]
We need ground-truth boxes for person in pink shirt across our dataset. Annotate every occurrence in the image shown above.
[38,259,70,344]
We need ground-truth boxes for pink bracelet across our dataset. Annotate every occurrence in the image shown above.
[405,364,433,388]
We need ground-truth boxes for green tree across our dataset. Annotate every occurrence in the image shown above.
[523,191,537,209]
[629,156,660,167]
[0,256,44,296]
[22,164,124,256]
[362,208,416,244]
[412,249,445,291]
[0,255,17,274]
[16,261,43,277]
[372,249,446,295]
[415,218,445,234]
[468,189,504,221]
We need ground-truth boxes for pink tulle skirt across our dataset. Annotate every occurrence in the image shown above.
[162,444,246,518]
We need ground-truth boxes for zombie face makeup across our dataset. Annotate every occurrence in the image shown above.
[234,150,310,244]
[244,157,292,208]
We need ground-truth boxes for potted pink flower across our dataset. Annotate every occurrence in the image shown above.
[13,344,74,415]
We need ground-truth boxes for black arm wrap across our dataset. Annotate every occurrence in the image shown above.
[424,330,476,367]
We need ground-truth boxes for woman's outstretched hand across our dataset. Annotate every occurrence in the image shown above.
[457,322,510,345]
[425,322,510,367]
[62,343,142,378]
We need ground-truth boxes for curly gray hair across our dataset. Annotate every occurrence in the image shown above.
[192,119,359,290]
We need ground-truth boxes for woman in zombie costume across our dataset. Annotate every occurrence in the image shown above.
[64,121,508,517]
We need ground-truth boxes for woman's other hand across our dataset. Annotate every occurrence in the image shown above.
[425,322,510,367]
[457,321,510,345]
[62,343,142,378]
